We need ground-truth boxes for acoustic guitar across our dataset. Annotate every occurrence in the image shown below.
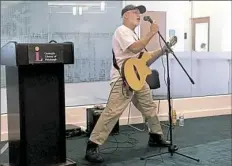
[121,36,177,91]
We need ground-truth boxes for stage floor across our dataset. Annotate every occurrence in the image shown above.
[0,115,231,166]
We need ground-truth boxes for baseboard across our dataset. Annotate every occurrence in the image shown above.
[1,108,231,141]
[1,95,231,141]
[78,107,232,126]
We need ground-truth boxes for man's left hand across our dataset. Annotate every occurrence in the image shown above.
[161,36,177,54]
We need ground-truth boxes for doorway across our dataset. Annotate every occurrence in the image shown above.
[140,11,167,51]
[191,17,210,52]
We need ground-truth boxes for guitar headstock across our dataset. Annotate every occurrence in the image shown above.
[169,36,177,47]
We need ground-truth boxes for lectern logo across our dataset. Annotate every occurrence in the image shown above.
[35,46,42,61]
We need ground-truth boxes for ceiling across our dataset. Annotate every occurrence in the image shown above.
[1,1,113,15]
[1,1,21,8]
[1,1,106,8]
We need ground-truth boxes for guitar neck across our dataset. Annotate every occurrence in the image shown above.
[145,49,163,66]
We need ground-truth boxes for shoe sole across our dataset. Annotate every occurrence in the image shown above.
[85,155,104,163]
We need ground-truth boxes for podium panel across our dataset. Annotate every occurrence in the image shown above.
[1,41,76,166]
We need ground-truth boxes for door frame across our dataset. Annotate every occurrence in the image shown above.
[191,17,210,51]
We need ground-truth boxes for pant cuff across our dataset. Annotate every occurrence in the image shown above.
[89,136,103,145]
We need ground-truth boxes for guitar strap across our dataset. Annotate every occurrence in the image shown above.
[112,49,131,90]
[112,49,120,71]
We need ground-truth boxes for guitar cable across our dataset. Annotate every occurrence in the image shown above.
[83,77,138,155]
[103,33,142,154]
[101,32,174,155]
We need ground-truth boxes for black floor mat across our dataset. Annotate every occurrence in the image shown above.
[0,115,231,165]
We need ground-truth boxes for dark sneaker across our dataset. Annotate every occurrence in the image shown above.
[148,133,170,147]
[85,140,104,163]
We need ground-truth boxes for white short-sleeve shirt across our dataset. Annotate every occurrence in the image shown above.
[110,25,140,83]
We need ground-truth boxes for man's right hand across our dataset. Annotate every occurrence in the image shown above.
[127,22,159,54]
[150,23,159,35]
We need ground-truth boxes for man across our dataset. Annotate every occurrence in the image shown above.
[85,5,170,163]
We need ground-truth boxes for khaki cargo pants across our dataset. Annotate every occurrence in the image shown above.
[89,79,163,145]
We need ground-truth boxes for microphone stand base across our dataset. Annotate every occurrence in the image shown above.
[140,145,200,162]
[168,145,178,153]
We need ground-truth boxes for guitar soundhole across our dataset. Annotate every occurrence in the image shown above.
[133,66,140,80]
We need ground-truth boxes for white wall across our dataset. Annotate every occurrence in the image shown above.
[125,1,231,52]
[1,52,231,114]
[192,1,231,52]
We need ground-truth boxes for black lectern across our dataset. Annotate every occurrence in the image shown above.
[1,41,76,166]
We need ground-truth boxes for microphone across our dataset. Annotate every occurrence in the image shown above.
[143,15,178,52]
[143,15,161,36]
[143,16,153,24]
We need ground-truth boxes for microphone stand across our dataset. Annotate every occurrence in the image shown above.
[140,31,200,162]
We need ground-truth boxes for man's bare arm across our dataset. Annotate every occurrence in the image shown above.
[146,48,164,66]
[128,22,159,54]
[128,31,156,54]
